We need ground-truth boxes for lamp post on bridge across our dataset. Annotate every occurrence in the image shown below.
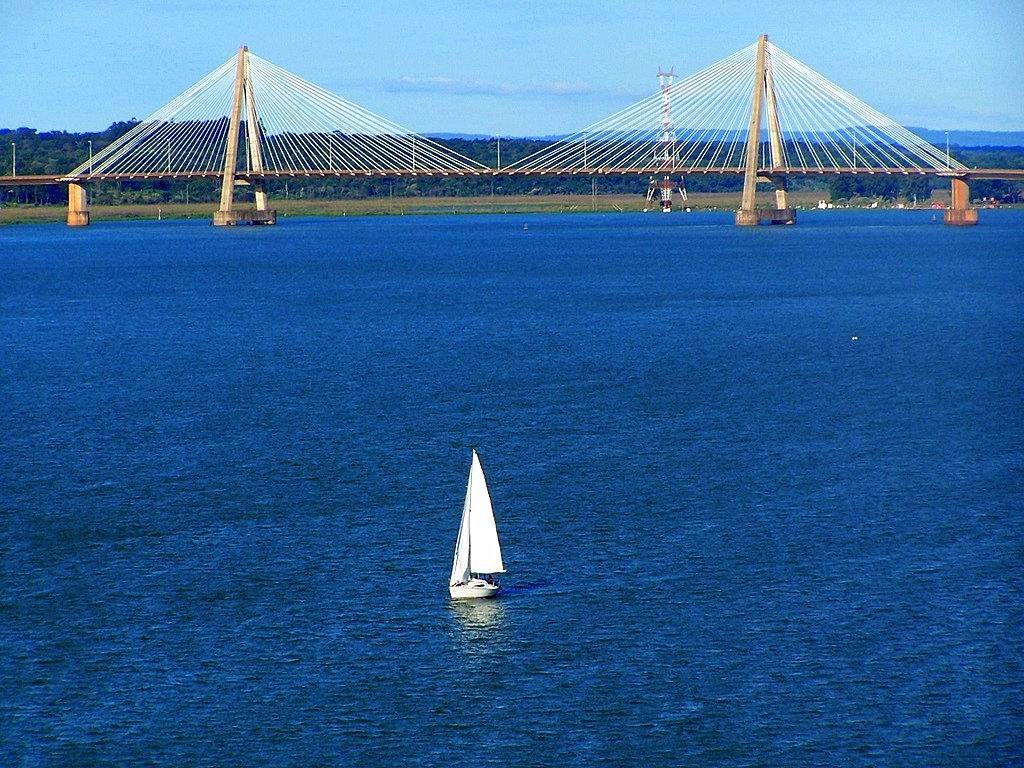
[10,142,15,177]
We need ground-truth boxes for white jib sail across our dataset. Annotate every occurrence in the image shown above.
[449,479,472,587]
[449,450,505,586]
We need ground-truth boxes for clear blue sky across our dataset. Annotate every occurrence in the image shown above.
[1,0,1021,136]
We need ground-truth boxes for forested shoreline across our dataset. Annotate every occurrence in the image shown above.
[2,124,1022,206]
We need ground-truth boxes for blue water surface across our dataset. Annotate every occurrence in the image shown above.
[2,210,1022,766]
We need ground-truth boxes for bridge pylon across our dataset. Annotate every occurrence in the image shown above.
[736,35,795,227]
[213,46,276,226]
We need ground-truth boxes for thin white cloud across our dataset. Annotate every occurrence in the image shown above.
[362,76,646,101]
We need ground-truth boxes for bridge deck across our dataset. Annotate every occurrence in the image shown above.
[1,168,1023,186]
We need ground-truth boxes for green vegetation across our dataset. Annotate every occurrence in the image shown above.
[1,124,1022,208]
[0,191,840,225]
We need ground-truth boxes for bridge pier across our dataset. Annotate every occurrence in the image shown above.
[67,183,90,227]
[213,207,277,225]
[770,177,796,224]
[737,207,796,226]
[774,176,788,210]
[944,178,977,226]
[736,208,796,226]
[736,176,796,225]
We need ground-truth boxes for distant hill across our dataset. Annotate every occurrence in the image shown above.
[428,128,1024,149]
[907,128,1024,148]
[428,132,569,141]
[426,132,493,141]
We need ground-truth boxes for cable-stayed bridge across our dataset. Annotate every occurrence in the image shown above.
[3,36,1021,227]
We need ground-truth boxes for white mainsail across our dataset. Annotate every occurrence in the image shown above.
[449,450,505,586]
[466,451,504,574]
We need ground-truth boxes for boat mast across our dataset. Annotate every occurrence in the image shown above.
[466,452,473,579]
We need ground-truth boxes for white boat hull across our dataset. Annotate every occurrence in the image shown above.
[449,579,501,600]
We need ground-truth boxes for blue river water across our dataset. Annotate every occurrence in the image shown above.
[1,210,1022,766]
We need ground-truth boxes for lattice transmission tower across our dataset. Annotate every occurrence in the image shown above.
[645,68,686,213]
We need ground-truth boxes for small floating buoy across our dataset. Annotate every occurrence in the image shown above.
[523,224,528,231]
[851,336,859,342]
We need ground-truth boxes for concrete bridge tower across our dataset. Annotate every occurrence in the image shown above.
[213,46,276,226]
[736,34,795,226]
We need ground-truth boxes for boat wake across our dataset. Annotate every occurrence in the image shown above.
[499,580,552,598]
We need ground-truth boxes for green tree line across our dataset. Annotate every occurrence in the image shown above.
[2,124,1022,205]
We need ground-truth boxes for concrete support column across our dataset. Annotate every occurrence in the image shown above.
[944,178,978,226]
[67,183,90,227]
[253,181,269,211]
[774,176,789,210]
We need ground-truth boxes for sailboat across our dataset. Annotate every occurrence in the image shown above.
[449,449,506,600]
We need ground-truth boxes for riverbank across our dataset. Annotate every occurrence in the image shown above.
[0,191,838,225]
[1,189,994,227]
